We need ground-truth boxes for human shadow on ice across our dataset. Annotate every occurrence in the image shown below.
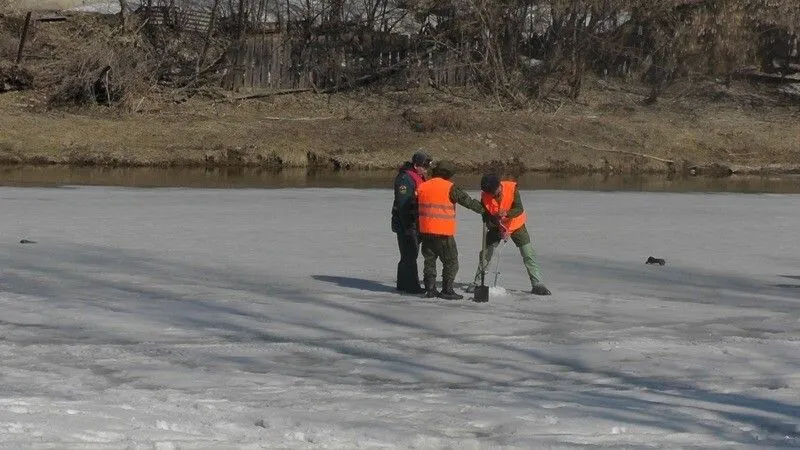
[311,275,396,293]
[1,242,798,447]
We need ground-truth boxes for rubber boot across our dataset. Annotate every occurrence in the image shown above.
[424,278,439,298]
[531,283,552,296]
[438,280,464,300]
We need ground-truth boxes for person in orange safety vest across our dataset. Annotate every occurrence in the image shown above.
[416,160,485,300]
[466,173,551,296]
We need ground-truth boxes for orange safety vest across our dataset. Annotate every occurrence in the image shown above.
[481,180,527,233]
[416,177,457,236]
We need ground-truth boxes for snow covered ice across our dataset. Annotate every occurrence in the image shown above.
[0,186,798,449]
[488,286,509,297]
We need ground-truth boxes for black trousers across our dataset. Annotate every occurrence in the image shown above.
[396,232,421,290]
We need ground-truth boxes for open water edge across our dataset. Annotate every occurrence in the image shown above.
[1,166,799,193]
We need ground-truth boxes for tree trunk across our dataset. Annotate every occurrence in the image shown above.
[118,0,129,31]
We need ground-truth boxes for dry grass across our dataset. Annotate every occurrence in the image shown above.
[21,13,165,109]
[401,107,469,133]
[0,12,25,61]
[41,36,156,108]
[4,11,228,110]
[0,61,33,91]
[1,82,799,174]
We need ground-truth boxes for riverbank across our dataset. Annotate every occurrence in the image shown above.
[3,165,800,193]
[2,80,799,175]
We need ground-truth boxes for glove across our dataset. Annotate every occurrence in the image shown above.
[500,224,510,241]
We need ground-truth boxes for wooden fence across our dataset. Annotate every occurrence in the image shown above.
[135,6,213,33]
[221,33,476,92]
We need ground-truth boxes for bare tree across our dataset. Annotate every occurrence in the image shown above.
[108,0,800,102]
[118,0,129,30]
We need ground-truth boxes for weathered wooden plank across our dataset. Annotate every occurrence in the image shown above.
[233,39,245,91]
[269,36,279,90]
[256,35,265,88]
[267,35,276,88]
[221,30,499,92]
[276,38,285,90]
[246,38,255,89]
[247,36,255,89]
[283,38,292,89]
[135,6,213,33]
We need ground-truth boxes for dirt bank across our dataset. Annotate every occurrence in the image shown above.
[2,79,799,175]
[2,8,799,176]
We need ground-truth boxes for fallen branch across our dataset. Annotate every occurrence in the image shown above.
[556,138,675,166]
[260,115,337,121]
[225,88,314,101]
[732,68,800,84]
[133,17,150,35]
[316,58,411,94]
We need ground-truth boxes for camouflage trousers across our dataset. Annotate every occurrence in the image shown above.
[471,225,543,288]
[420,234,459,284]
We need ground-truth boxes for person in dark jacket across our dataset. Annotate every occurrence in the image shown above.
[416,160,485,300]
[391,151,432,294]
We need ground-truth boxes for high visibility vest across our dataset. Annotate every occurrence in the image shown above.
[416,178,456,236]
[481,181,527,233]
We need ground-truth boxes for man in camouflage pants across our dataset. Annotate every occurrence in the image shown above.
[416,160,485,300]
[467,173,551,296]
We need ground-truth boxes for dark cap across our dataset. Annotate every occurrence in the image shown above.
[412,151,432,168]
[480,173,501,193]
[432,160,455,179]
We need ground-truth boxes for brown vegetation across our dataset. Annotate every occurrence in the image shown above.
[0,2,799,174]
[2,79,798,175]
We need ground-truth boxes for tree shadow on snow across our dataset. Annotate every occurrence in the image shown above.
[775,274,800,289]
[1,243,798,447]
[546,255,800,314]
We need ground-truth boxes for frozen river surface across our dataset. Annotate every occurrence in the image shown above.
[0,187,798,449]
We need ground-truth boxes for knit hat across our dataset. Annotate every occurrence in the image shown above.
[480,173,501,193]
[411,151,432,168]
[432,160,455,179]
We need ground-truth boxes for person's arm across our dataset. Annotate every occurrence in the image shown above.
[394,174,417,232]
[449,185,484,214]
[505,187,525,218]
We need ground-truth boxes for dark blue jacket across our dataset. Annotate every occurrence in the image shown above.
[391,162,420,233]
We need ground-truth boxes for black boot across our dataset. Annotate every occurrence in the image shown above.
[424,278,439,298]
[403,283,426,295]
[531,283,552,296]
[438,280,464,300]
